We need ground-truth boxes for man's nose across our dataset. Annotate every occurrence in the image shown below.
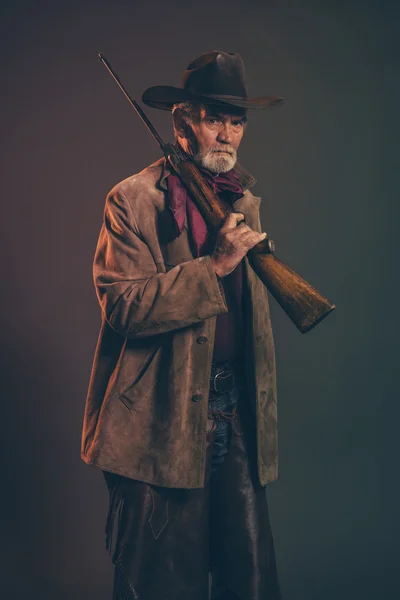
[217,123,233,143]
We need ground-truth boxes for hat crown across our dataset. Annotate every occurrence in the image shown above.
[182,51,248,98]
[141,50,284,111]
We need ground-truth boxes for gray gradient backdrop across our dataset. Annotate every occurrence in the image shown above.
[1,1,398,598]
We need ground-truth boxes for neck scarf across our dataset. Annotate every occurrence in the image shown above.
[166,159,244,257]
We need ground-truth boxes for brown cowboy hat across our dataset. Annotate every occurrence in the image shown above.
[142,51,284,111]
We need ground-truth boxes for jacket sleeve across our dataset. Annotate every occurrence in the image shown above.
[94,186,228,339]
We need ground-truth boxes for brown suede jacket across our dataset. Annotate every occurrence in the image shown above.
[81,157,278,488]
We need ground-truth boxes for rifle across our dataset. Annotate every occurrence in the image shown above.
[98,53,335,333]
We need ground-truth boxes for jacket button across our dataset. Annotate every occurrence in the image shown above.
[196,336,208,344]
[191,394,203,403]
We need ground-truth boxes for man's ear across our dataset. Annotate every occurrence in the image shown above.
[173,109,190,139]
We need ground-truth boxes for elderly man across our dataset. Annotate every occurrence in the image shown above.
[81,51,284,600]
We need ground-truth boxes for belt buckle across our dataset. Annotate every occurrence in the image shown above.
[213,370,234,393]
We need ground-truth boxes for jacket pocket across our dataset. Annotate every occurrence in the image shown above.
[118,344,163,410]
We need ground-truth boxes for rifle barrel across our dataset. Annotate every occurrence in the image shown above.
[98,53,166,149]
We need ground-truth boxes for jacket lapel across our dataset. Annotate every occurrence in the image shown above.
[231,192,261,232]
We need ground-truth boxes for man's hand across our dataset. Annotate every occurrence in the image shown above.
[209,212,267,278]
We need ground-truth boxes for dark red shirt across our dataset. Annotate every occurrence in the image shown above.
[212,262,244,363]
[167,166,245,363]
[199,191,244,364]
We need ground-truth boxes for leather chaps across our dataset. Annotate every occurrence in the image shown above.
[103,381,281,600]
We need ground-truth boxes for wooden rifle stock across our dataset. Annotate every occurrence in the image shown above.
[98,52,336,333]
[169,155,335,333]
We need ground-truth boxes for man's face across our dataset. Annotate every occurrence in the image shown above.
[183,106,247,173]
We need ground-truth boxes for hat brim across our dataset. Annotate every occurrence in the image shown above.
[142,85,285,111]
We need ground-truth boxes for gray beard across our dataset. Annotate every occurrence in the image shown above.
[193,146,237,173]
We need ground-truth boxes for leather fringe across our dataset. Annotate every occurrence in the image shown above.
[105,481,124,563]
[113,559,140,600]
[104,474,139,599]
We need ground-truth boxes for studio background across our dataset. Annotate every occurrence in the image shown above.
[1,1,398,598]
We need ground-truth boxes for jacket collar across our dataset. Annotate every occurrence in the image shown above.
[158,156,257,192]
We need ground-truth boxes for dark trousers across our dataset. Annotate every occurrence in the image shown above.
[103,379,281,600]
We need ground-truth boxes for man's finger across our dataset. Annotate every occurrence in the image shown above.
[249,232,267,247]
[240,230,267,245]
[221,212,246,231]
[235,227,265,242]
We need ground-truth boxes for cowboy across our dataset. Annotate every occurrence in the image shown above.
[81,51,284,600]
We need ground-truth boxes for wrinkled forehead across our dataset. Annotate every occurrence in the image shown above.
[200,104,247,120]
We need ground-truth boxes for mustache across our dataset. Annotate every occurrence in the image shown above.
[209,145,236,156]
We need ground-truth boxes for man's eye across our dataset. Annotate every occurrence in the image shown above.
[208,118,220,125]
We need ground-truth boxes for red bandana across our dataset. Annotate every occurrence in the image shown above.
[167,163,244,257]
